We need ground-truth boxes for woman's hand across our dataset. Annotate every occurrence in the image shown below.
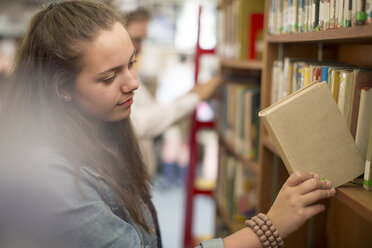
[267,171,335,239]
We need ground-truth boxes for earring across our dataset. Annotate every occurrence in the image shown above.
[63,95,72,102]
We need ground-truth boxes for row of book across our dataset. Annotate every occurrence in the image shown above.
[271,58,344,103]
[216,81,260,161]
[268,0,372,34]
[217,0,264,60]
[215,149,257,222]
[271,59,372,189]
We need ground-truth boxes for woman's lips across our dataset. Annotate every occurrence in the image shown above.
[118,98,133,107]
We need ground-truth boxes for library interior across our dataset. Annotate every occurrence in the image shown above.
[0,0,371,248]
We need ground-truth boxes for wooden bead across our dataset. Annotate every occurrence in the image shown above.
[245,214,284,248]
[257,220,265,227]
[276,235,282,242]
[258,213,269,221]
[263,240,270,247]
[259,235,267,242]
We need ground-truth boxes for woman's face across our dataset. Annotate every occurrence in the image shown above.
[72,22,138,123]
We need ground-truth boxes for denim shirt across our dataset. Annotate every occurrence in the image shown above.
[0,146,225,248]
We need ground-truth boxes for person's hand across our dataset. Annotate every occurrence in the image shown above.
[191,75,223,101]
[267,171,335,239]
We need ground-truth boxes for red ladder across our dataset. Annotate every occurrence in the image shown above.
[183,6,216,248]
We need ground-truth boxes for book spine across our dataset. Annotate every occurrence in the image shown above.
[366,0,372,23]
[344,0,353,27]
[364,158,372,190]
[312,0,320,30]
[298,0,306,32]
[363,122,372,190]
[336,0,345,28]
[356,0,367,25]
[355,87,372,159]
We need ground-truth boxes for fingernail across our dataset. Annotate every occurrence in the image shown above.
[314,174,319,180]
[331,188,336,195]
[326,180,331,187]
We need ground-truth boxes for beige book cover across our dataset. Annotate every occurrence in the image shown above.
[349,69,372,138]
[355,87,372,159]
[259,82,364,188]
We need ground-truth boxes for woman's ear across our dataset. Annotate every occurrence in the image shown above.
[62,94,72,102]
[56,86,72,102]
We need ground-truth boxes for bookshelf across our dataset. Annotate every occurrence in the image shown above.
[215,0,265,236]
[215,0,372,246]
[218,135,259,173]
[257,1,372,247]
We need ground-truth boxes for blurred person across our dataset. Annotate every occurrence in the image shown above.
[0,38,17,98]
[157,54,194,187]
[0,1,336,248]
[108,1,222,178]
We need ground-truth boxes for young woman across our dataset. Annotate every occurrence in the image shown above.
[0,1,335,248]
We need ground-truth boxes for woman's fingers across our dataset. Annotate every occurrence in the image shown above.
[301,188,336,206]
[286,171,317,187]
[296,177,332,195]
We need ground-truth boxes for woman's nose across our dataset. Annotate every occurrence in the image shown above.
[120,71,139,93]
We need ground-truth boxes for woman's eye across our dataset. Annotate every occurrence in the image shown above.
[128,59,137,68]
[102,75,116,83]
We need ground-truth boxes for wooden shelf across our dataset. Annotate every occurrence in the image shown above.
[219,136,259,173]
[221,59,263,70]
[336,183,372,223]
[216,199,245,233]
[267,25,372,43]
[260,135,280,157]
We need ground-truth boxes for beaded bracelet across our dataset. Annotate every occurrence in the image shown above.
[245,213,284,248]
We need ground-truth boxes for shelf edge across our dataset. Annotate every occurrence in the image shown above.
[335,184,372,223]
[220,58,263,70]
[267,25,372,43]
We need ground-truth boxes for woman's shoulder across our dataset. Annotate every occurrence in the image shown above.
[1,144,106,201]
[25,144,103,181]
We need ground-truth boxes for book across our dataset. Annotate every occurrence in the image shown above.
[337,70,354,125]
[363,121,372,190]
[349,69,372,138]
[248,13,264,60]
[259,82,365,187]
[355,87,372,159]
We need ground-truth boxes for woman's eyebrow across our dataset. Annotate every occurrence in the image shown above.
[96,49,136,77]
[97,65,123,76]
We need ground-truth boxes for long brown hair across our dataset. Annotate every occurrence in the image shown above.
[0,0,151,230]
